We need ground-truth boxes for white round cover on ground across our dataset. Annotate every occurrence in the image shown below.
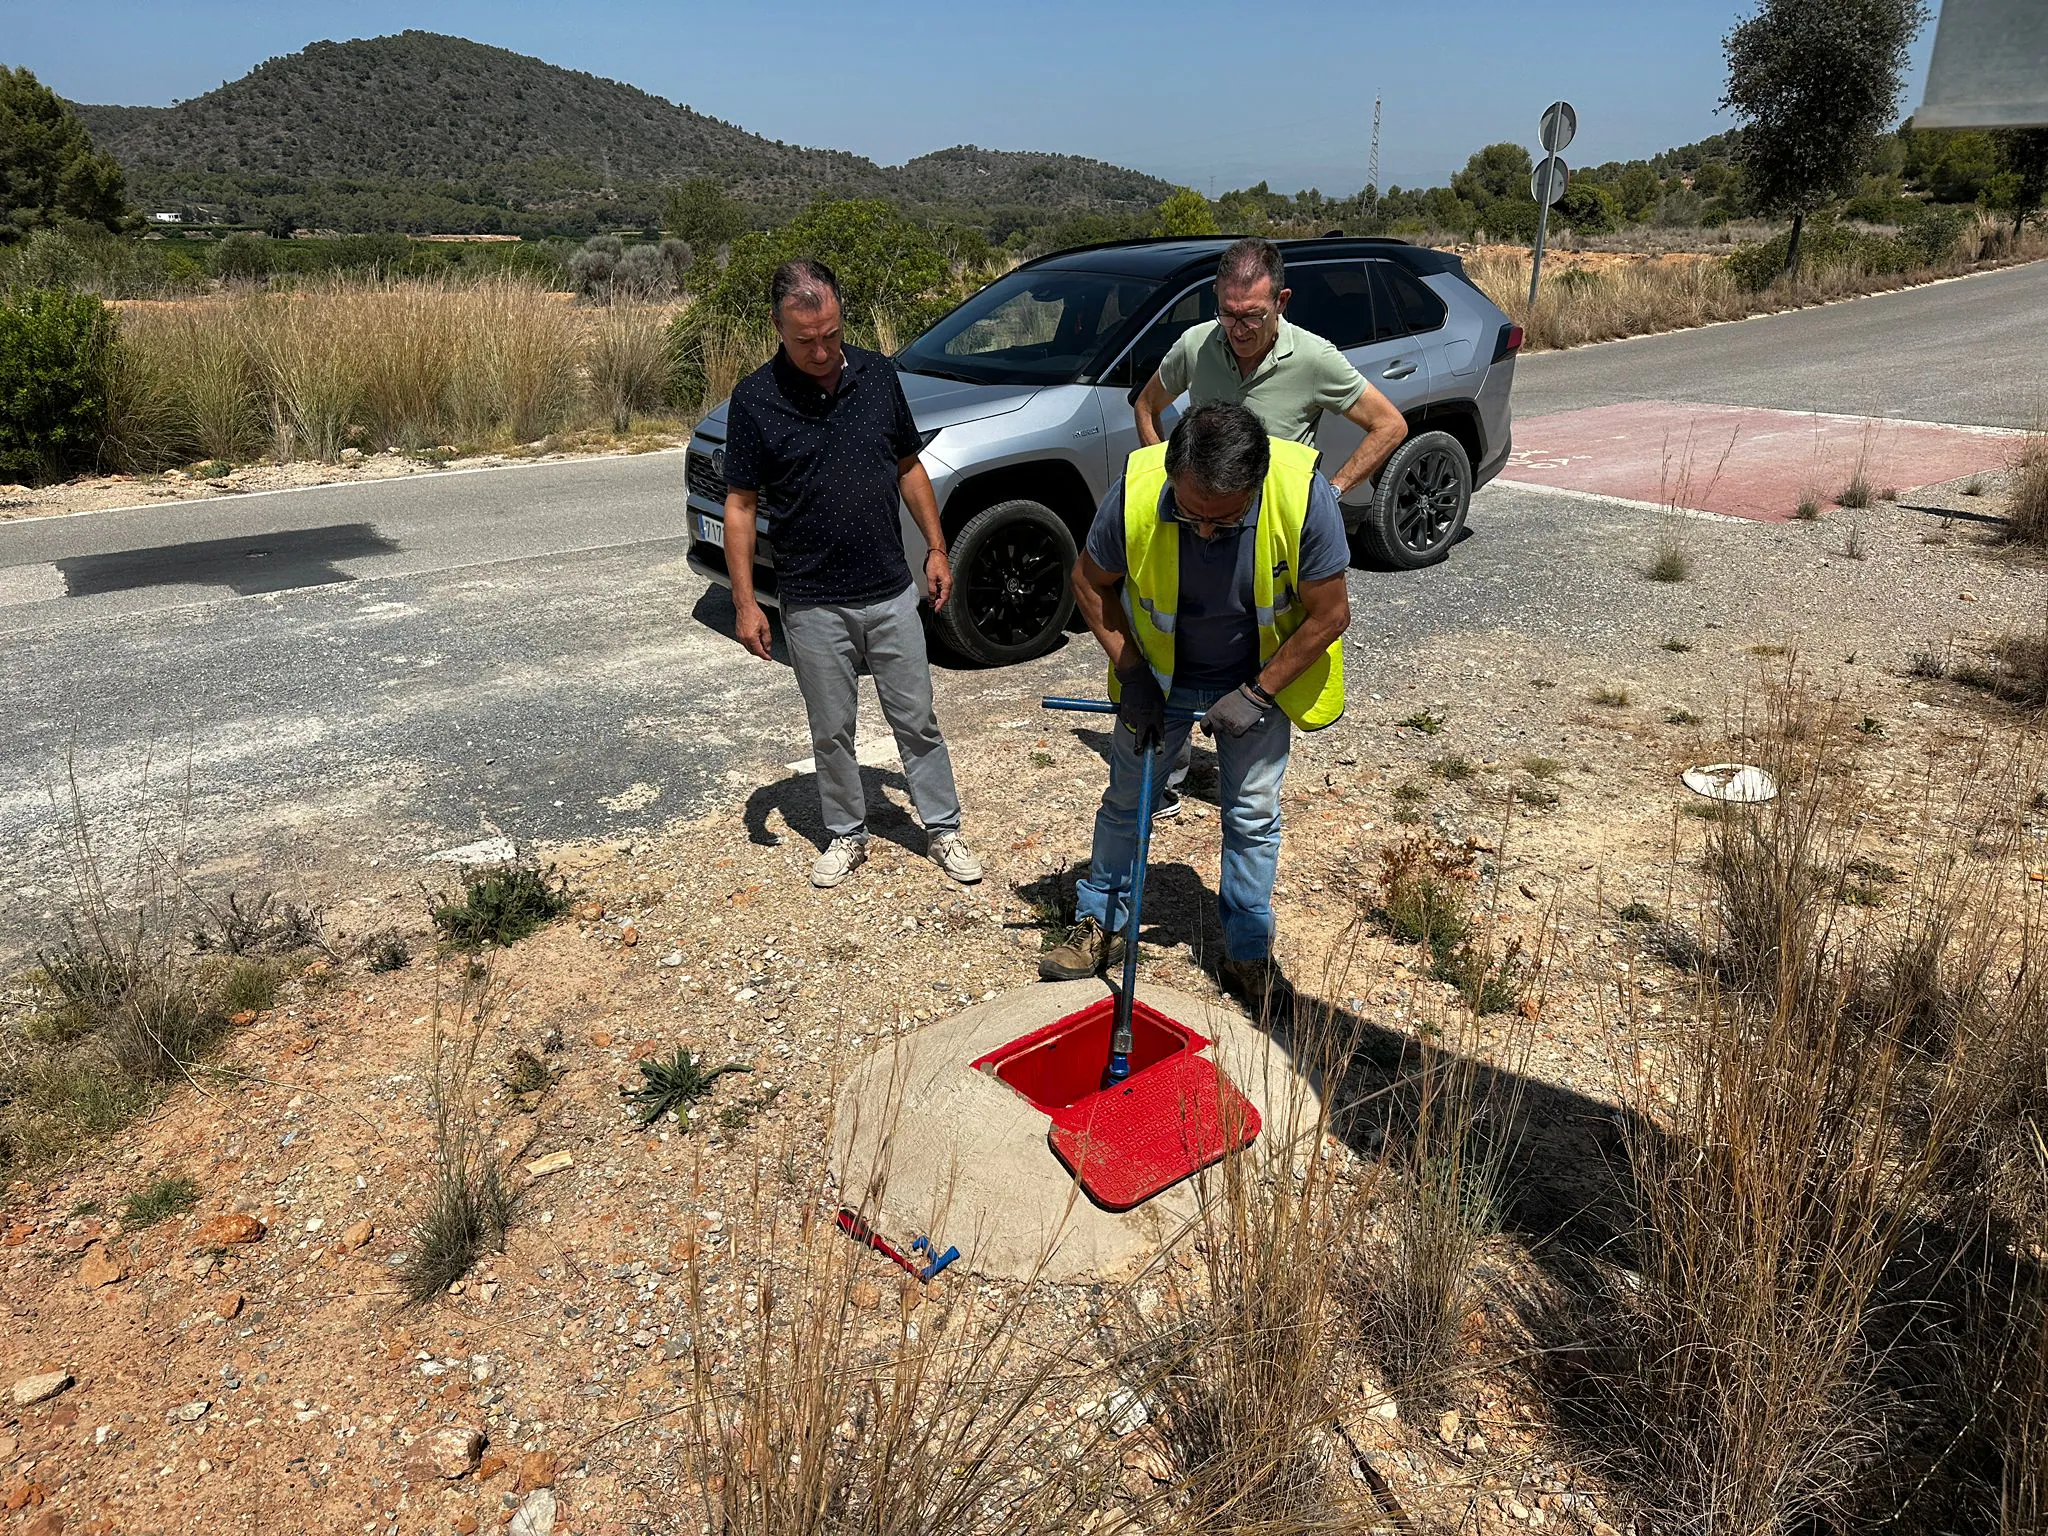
[1682,762,1779,803]
[828,979,1322,1284]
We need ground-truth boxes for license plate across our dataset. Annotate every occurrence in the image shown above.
[695,514,725,548]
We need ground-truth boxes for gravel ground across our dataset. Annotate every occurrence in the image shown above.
[2,471,2043,1536]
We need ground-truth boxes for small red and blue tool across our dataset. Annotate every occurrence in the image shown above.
[835,1208,959,1281]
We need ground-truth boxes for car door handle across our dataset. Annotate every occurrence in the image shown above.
[1382,361,1417,379]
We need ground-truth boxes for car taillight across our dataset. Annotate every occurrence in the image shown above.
[1491,323,1524,363]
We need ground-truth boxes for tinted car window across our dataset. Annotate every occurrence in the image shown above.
[1377,262,1449,334]
[1107,283,1215,388]
[1283,262,1376,349]
[899,269,1160,385]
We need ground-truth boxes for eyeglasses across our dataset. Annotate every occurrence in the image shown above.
[1217,307,1272,332]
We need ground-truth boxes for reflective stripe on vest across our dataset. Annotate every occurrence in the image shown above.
[1106,438,1345,732]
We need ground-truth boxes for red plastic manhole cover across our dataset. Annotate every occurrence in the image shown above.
[973,997,1261,1211]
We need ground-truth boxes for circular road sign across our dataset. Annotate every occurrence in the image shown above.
[1539,100,1578,154]
[1532,155,1570,206]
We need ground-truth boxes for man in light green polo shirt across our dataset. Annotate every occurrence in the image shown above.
[1132,237,1406,819]
[1134,237,1406,498]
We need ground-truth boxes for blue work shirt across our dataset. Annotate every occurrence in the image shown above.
[1083,471,1350,692]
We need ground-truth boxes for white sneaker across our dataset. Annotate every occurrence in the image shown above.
[811,836,869,889]
[928,831,982,885]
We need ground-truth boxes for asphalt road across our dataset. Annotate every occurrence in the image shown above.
[0,265,2037,953]
[1512,257,2048,428]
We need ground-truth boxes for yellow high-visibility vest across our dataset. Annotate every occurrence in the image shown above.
[1108,438,1345,731]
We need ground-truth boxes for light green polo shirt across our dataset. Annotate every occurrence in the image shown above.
[1157,316,1367,444]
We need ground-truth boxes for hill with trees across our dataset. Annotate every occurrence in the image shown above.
[68,31,1172,237]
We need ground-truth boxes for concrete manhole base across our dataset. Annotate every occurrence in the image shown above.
[828,979,1320,1284]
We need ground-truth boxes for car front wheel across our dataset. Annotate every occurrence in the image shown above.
[1357,430,1473,570]
[932,498,1078,666]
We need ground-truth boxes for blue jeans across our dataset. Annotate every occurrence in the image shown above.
[1075,685,1291,963]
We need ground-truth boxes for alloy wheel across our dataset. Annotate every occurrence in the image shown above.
[962,521,1067,649]
[1393,448,1466,555]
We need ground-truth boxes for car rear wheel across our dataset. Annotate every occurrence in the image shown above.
[932,498,1078,666]
[1356,430,1472,570]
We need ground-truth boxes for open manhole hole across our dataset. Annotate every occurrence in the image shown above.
[972,997,1259,1211]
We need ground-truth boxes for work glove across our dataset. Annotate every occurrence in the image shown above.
[1115,667,1167,749]
[1201,682,1273,739]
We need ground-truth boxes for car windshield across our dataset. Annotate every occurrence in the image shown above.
[898,268,1159,385]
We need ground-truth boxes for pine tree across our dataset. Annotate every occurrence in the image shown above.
[0,67,128,241]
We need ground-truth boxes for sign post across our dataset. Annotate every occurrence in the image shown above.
[1528,100,1576,315]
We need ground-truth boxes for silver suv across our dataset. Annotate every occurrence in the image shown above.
[684,236,1521,665]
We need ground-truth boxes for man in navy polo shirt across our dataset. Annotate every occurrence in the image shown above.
[719,258,982,890]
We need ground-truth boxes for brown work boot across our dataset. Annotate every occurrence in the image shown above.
[1039,917,1126,981]
[1220,955,1295,1023]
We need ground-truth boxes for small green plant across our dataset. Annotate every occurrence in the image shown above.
[431,866,569,948]
[1392,805,1423,825]
[1794,495,1822,520]
[1836,472,1873,510]
[1907,650,1947,680]
[1747,643,1789,658]
[1514,783,1560,810]
[1661,637,1695,653]
[500,1047,549,1095]
[1393,780,1430,803]
[215,957,279,1016]
[1398,709,1445,735]
[1837,857,1901,907]
[1617,900,1661,923]
[1376,836,1475,958]
[1647,539,1693,583]
[1589,684,1632,708]
[1435,936,1529,1015]
[368,935,410,973]
[1666,707,1705,725]
[1029,750,1054,769]
[195,459,232,479]
[1521,756,1561,779]
[1854,715,1885,736]
[1429,755,1476,782]
[122,1173,200,1229]
[626,1047,752,1128]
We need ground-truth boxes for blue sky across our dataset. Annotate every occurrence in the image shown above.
[10,1,1941,195]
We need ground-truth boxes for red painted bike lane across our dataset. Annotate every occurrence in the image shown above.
[1499,401,2022,522]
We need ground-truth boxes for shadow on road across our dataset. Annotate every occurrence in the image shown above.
[56,523,401,598]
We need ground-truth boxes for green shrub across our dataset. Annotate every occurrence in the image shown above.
[1480,198,1543,243]
[1726,218,1927,292]
[431,865,569,948]
[0,287,113,483]
[702,197,951,329]
[1901,204,1968,265]
[207,232,273,282]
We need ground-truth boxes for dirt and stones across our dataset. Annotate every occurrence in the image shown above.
[1,474,2043,1534]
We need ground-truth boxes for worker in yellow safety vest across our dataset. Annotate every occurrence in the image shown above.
[1041,401,1351,1017]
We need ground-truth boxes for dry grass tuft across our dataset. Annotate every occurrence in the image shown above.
[1647,537,1693,582]
[401,962,518,1306]
[2008,430,2048,549]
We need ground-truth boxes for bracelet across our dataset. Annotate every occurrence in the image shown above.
[1246,680,1276,706]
